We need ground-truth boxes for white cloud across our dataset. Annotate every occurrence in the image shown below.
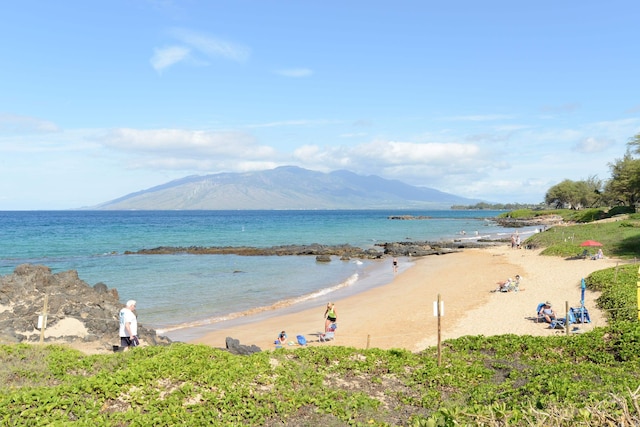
[440,114,514,122]
[97,128,276,171]
[291,139,491,185]
[274,68,313,77]
[246,119,324,129]
[540,103,581,113]
[150,46,191,72]
[171,28,250,62]
[0,113,60,134]
[353,140,482,165]
[151,28,250,72]
[573,137,615,153]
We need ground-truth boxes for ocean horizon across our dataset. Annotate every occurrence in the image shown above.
[0,210,539,342]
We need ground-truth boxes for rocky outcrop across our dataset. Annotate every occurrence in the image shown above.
[493,215,563,228]
[128,243,385,259]
[0,264,171,352]
[125,242,475,259]
[225,337,261,355]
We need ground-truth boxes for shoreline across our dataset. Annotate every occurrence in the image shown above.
[189,243,623,352]
[161,257,409,342]
[161,227,542,342]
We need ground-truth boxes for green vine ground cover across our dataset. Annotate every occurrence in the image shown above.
[2,216,640,426]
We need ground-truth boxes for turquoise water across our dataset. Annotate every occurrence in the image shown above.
[0,210,537,341]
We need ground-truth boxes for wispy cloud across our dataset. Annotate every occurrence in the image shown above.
[150,46,190,72]
[440,114,514,122]
[97,128,275,171]
[170,28,250,62]
[246,119,336,129]
[150,28,250,72]
[573,136,615,153]
[540,103,581,113]
[273,68,313,77]
[0,113,59,134]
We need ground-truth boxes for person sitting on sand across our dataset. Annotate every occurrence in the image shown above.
[275,330,287,345]
[513,274,522,292]
[495,278,513,292]
[591,249,603,260]
[538,301,556,323]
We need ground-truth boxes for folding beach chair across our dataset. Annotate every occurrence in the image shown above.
[536,302,546,323]
[569,306,591,323]
[320,331,335,342]
[548,318,566,329]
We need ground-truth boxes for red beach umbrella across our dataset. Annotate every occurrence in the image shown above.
[580,240,603,247]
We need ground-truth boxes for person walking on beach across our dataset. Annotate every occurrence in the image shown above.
[324,302,337,332]
[392,257,398,273]
[119,300,139,351]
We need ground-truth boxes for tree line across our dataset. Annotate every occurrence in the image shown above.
[544,133,640,209]
[453,133,640,211]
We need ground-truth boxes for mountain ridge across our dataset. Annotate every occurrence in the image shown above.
[90,166,482,210]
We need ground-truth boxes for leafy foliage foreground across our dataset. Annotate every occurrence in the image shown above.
[2,317,640,425]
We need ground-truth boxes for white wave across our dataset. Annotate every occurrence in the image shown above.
[159,273,360,333]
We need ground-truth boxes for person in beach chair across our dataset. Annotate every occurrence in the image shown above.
[320,322,337,342]
[537,301,556,323]
[577,249,589,259]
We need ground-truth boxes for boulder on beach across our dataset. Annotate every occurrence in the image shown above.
[0,264,171,353]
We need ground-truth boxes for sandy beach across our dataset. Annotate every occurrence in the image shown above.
[190,244,624,352]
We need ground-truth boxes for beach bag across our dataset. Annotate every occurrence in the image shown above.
[296,335,307,346]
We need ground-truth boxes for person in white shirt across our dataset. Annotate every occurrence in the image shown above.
[119,300,139,350]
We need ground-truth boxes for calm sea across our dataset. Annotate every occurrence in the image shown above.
[0,210,538,341]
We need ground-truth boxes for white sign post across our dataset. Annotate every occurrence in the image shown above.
[433,294,444,366]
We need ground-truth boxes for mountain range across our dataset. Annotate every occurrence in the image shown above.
[90,166,481,210]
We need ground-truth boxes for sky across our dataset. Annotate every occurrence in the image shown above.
[1,1,639,210]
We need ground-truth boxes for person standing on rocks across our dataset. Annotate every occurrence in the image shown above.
[119,300,139,351]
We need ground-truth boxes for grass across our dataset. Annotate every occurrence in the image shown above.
[1,216,640,425]
[524,218,640,259]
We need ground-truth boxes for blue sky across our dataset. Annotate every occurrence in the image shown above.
[1,1,639,209]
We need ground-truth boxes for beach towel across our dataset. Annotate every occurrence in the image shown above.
[296,335,307,346]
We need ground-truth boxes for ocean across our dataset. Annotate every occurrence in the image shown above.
[0,210,539,341]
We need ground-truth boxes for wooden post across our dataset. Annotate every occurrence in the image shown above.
[39,294,48,343]
[366,334,370,349]
[565,300,569,336]
[637,266,640,320]
[437,293,442,367]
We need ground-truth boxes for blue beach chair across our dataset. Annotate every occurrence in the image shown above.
[569,306,591,323]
